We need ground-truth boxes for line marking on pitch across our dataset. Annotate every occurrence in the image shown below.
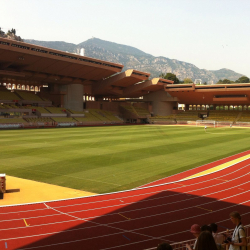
[118,213,131,220]
[5,242,7,248]
[196,206,213,212]
[23,219,30,227]
[123,235,131,241]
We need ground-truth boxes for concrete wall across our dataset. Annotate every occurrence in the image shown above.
[143,90,178,116]
[64,84,84,111]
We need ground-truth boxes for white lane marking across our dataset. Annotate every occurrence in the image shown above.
[1,165,249,225]
[3,150,250,209]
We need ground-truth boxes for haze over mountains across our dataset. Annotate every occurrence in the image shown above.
[25,38,243,83]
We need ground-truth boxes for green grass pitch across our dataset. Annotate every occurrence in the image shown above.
[1,125,250,194]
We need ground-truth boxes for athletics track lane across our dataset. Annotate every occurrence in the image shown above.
[0,151,250,249]
[141,149,250,187]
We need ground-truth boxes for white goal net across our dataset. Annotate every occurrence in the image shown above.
[196,120,216,127]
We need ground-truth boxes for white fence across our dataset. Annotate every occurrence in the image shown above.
[145,224,250,250]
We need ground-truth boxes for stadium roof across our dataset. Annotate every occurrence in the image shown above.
[0,37,123,85]
[93,70,174,97]
[93,69,150,96]
[165,83,250,105]
[123,77,173,98]
[0,38,173,98]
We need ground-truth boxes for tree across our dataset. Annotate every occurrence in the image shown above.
[3,28,22,41]
[7,28,16,36]
[159,72,165,78]
[216,79,232,84]
[235,76,250,83]
[0,27,5,36]
[183,78,193,83]
[222,79,232,84]
[160,72,179,84]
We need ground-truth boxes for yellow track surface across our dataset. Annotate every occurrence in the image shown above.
[181,153,250,180]
[0,176,96,206]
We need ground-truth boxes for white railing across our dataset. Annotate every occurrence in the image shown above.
[144,224,250,250]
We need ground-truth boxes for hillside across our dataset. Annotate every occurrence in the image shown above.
[25,38,243,83]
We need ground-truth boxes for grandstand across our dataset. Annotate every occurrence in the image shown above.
[2,37,250,127]
[0,89,21,101]
[0,118,27,124]
[15,90,44,102]
[148,114,176,123]
[237,110,250,123]
[206,110,240,122]
[24,117,54,123]
[2,85,250,127]
[2,37,250,250]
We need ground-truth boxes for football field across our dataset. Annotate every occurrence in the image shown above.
[1,125,250,194]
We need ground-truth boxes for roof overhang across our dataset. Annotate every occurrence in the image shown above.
[92,69,150,96]
[0,38,123,85]
[122,77,174,98]
[165,83,250,105]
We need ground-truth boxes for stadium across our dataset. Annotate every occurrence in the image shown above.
[0,37,250,250]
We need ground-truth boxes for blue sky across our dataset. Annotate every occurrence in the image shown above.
[1,0,250,78]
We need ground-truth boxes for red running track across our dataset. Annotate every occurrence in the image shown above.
[1,150,250,250]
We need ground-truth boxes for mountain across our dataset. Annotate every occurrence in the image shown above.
[24,38,244,83]
[24,39,77,53]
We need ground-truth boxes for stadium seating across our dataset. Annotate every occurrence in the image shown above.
[51,117,77,123]
[175,110,200,121]
[148,115,176,123]
[44,107,67,114]
[101,110,122,122]
[0,104,19,109]
[206,110,239,122]
[133,106,150,117]
[15,90,44,101]
[67,109,83,114]
[75,111,103,122]
[238,111,250,122]
[0,118,27,124]
[24,117,54,123]
[120,104,138,115]
[33,106,51,114]
[0,90,21,101]
[74,109,122,123]
[88,109,110,122]
[148,110,243,124]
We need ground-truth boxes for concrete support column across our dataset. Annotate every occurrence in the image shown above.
[143,90,178,116]
[151,100,176,116]
[64,84,84,111]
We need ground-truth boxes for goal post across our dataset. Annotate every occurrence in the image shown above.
[196,120,216,128]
